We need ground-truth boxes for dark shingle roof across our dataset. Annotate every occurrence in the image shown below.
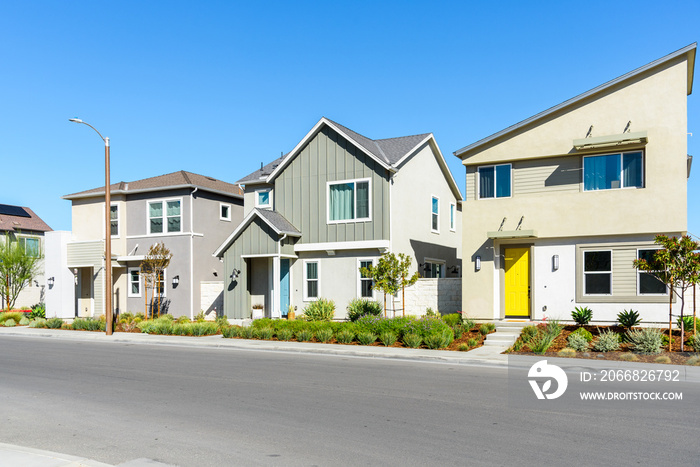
[255,209,300,236]
[64,171,243,199]
[0,205,52,233]
[237,155,286,184]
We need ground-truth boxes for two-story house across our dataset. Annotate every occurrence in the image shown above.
[53,171,243,319]
[454,44,696,323]
[215,117,462,319]
[0,204,52,309]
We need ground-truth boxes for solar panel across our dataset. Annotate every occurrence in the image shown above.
[0,204,30,218]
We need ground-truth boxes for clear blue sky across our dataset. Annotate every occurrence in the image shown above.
[1,1,697,236]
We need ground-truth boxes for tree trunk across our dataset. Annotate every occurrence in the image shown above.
[383,292,386,318]
[669,284,674,352]
[694,285,697,336]
[157,274,161,318]
[402,285,405,317]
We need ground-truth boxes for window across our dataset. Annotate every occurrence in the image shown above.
[424,260,445,278]
[431,196,439,233]
[478,164,511,199]
[256,189,271,208]
[583,151,643,191]
[450,203,456,232]
[327,178,370,223]
[220,203,231,221]
[583,251,612,295]
[110,204,119,237]
[128,268,141,297]
[637,249,667,295]
[304,261,319,300]
[358,259,374,298]
[149,200,181,234]
[153,269,166,298]
[18,237,39,257]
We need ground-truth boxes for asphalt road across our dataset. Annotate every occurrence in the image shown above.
[0,336,698,466]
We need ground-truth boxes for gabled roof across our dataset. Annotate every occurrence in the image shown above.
[0,204,52,233]
[63,170,243,200]
[238,117,462,200]
[454,43,697,158]
[213,208,300,258]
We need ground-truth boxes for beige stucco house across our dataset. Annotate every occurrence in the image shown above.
[455,44,696,323]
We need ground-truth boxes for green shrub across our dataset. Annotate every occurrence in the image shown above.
[315,327,333,343]
[558,348,576,357]
[4,318,16,327]
[296,329,313,342]
[462,317,476,331]
[479,323,495,336]
[402,333,422,348]
[424,329,454,349]
[176,316,190,324]
[529,332,556,354]
[619,353,639,362]
[425,307,439,317]
[458,343,470,351]
[254,326,273,340]
[442,313,463,327]
[216,316,229,329]
[690,334,700,352]
[72,318,105,332]
[402,316,452,339]
[511,340,523,352]
[346,298,383,321]
[335,329,355,344]
[451,325,463,340]
[19,316,30,325]
[379,331,397,347]
[240,326,257,339]
[29,303,46,319]
[571,306,593,325]
[617,309,641,329]
[567,333,590,352]
[593,329,621,352]
[356,331,377,346]
[276,328,293,341]
[190,322,218,337]
[302,298,335,321]
[520,325,538,343]
[0,312,25,324]
[654,355,672,364]
[46,317,64,329]
[543,320,564,339]
[221,326,240,338]
[467,338,478,347]
[29,318,47,328]
[677,315,695,331]
[570,327,593,342]
[686,355,700,366]
[194,311,206,322]
[627,327,663,355]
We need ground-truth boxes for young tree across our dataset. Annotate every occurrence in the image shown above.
[141,242,172,318]
[634,235,700,351]
[0,233,43,311]
[360,252,420,317]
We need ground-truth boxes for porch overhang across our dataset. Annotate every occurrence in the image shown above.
[487,230,538,239]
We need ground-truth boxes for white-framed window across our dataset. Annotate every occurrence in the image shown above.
[358,258,374,298]
[153,269,167,298]
[18,237,40,257]
[637,249,668,295]
[128,268,141,297]
[583,151,643,191]
[303,260,319,301]
[431,196,439,233]
[110,204,119,237]
[449,202,456,232]
[583,250,612,295]
[478,164,512,199]
[148,199,182,234]
[220,203,231,221]
[255,189,272,208]
[327,178,371,223]
[423,259,445,278]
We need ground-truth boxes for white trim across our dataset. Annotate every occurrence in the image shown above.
[357,258,375,299]
[582,249,613,296]
[127,267,141,298]
[241,253,281,258]
[294,240,390,253]
[63,184,243,201]
[127,232,202,239]
[326,177,372,224]
[110,203,120,238]
[146,197,183,235]
[431,195,440,234]
[636,248,669,296]
[220,203,232,221]
[449,202,456,232]
[254,188,272,208]
[303,259,320,302]
[477,163,512,199]
[582,150,644,192]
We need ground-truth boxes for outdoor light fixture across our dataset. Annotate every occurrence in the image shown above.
[231,268,241,279]
[47,277,55,287]
[172,275,180,286]
[475,256,481,271]
[553,254,559,271]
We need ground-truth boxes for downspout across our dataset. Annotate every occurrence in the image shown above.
[190,187,198,319]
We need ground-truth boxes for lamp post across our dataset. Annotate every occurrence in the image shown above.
[69,118,113,335]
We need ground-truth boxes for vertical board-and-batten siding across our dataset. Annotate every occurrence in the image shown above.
[66,241,105,316]
[276,126,390,243]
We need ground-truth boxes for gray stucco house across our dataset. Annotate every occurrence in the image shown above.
[51,171,244,319]
[214,117,462,320]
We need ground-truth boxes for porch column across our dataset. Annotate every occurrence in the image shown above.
[272,255,281,318]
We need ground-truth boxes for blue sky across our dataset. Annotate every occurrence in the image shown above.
[1,1,697,236]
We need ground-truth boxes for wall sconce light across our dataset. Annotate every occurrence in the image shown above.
[172,275,180,286]
[449,265,459,274]
[231,268,241,279]
[552,254,559,271]
[475,256,481,271]
[73,268,79,285]
[48,277,55,287]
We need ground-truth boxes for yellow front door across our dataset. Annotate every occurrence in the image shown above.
[504,247,530,317]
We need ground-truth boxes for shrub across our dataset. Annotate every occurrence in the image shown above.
[296,329,313,342]
[402,333,422,348]
[221,326,240,338]
[462,317,476,331]
[72,318,105,332]
[677,315,695,331]
[346,298,383,321]
[256,327,274,340]
[176,316,190,324]
[4,318,16,327]
[315,327,333,343]
[570,327,593,342]
[567,333,590,352]
[0,312,24,324]
[520,326,538,343]
[529,332,556,354]
[192,322,219,336]
[379,331,397,347]
[458,343,469,351]
[46,317,64,329]
[19,316,30,326]
[479,323,495,336]
[543,320,564,339]
[216,316,229,329]
[276,328,293,341]
[302,298,335,321]
[336,329,355,344]
[627,327,663,355]
[29,318,47,328]
[402,316,452,340]
[425,307,439,317]
[571,306,593,325]
[511,340,523,352]
[593,329,620,352]
[451,325,464,340]
[617,309,641,329]
[355,315,412,338]
[686,355,700,366]
[240,326,257,339]
[690,334,700,352]
[467,338,478,347]
[558,348,576,357]
[654,355,672,364]
[194,311,206,322]
[29,303,46,319]
[442,313,463,327]
[356,331,377,346]
[619,353,639,362]
[424,329,454,349]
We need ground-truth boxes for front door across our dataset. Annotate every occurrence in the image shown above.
[504,247,530,318]
[280,259,290,317]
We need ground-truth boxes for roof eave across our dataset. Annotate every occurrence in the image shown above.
[63,184,243,200]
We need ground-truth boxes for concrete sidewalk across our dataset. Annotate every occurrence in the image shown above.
[0,442,114,467]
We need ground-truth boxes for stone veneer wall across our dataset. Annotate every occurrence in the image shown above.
[402,278,462,316]
[201,281,224,317]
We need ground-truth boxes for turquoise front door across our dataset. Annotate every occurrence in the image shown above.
[280,259,290,317]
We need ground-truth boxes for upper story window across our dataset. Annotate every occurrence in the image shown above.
[110,204,119,237]
[18,237,40,257]
[220,203,231,221]
[256,189,272,208]
[478,164,511,199]
[583,250,611,295]
[327,178,370,223]
[431,196,439,233]
[449,203,456,232]
[637,249,667,295]
[583,151,643,191]
[148,199,181,234]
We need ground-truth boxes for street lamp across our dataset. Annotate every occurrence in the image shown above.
[69,118,113,335]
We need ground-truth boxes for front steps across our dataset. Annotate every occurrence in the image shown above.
[483,320,532,347]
